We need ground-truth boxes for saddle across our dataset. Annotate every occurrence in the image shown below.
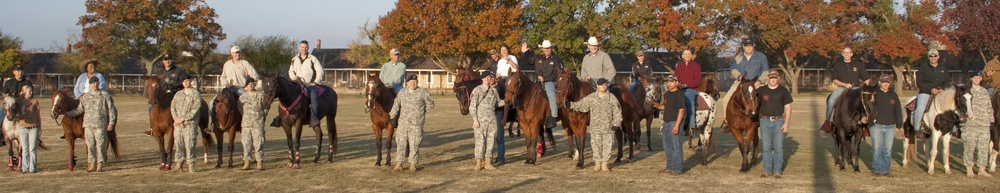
[313,86,326,96]
[905,94,936,113]
[696,96,711,111]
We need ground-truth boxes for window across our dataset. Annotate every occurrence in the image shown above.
[340,71,349,83]
[426,73,433,84]
[446,74,454,84]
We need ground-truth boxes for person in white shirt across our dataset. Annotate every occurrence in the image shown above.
[495,44,518,78]
[208,46,261,132]
[288,40,325,126]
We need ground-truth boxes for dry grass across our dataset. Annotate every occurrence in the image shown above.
[0,93,997,192]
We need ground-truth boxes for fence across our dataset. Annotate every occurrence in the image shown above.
[22,73,228,96]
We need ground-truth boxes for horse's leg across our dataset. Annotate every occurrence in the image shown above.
[563,125,575,159]
[832,131,846,170]
[731,130,749,172]
[852,132,863,172]
[614,128,623,163]
[282,125,294,167]
[645,117,653,151]
[750,126,761,166]
[312,125,324,163]
[66,137,75,171]
[575,132,586,169]
[326,116,337,162]
[990,141,998,173]
[943,133,952,174]
[213,130,224,168]
[294,124,304,168]
[928,131,940,174]
[227,129,237,167]
[167,130,176,170]
[903,136,911,167]
[385,124,395,166]
[546,126,556,151]
[373,125,383,166]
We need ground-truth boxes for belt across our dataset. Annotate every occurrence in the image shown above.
[761,115,783,121]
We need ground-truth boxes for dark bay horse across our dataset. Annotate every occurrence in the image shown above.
[260,75,338,168]
[829,84,876,172]
[610,82,639,163]
[365,74,395,166]
[453,67,482,116]
[632,73,658,152]
[725,76,760,172]
[988,91,1000,172]
[504,70,547,165]
[555,70,593,168]
[209,87,242,168]
[142,75,213,171]
[902,84,970,174]
[49,88,120,171]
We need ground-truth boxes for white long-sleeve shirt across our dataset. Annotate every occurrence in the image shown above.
[496,55,518,77]
[289,54,324,84]
[220,59,260,87]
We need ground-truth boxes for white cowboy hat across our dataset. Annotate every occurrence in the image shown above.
[538,40,553,48]
[583,37,600,46]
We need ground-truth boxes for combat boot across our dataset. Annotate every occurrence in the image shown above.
[188,163,195,173]
[96,163,104,172]
[968,166,975,177]
[86,163,94,172]
[981,167,992,177]
[393,163,403,171]
[474,158,482,171]
[483,157,496,171]
[601,162,611,172]
[409,163,417,172]
[242,161,251,170]
[256,161,263,170]
[594,162,602,171]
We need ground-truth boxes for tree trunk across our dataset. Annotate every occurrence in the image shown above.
[779,53,801,95]
[891,64,905,95]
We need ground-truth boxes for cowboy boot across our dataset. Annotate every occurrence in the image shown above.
[409,163,417,172]
[188,163,195,173]
[483,157,496,171]
[392,162,403,171]
[968,166,975,177]
[256,161,263,170]
[474,158,482,171]
[241,161,251,170]
[96,163,103,172]
[601,161,611,172]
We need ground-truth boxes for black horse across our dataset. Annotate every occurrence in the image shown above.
[828,83,877,172]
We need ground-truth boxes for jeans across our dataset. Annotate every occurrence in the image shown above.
[307,86,319,118]
[760,118,786,174]
[543,82,558,118]
[826,87,845,120]
[661,121,683,172]
[629,79,639,92]
[913,93,931,132]
[494,110,505,163]
[18,126,38,173]
[870,124,895,174]
[684,89,699,129]
[391,84,403,94]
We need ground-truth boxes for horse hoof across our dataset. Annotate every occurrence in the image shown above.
[375,163,382,166]
[945,170,952,174]
[286,163,293,168]
[928,171,935,175]
[292,164,301,169]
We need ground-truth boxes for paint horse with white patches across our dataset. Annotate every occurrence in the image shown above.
[902,84,970,174]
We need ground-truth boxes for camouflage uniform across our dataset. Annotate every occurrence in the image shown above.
[389,88,435,164]
[240,91,266,162]
[568,92,622,162]
[963,85,993,168]
[470,85,505,159]
[67,90,117,164]
[170,88,201,165]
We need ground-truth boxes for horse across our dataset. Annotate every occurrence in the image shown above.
[209,87,243,168]
[725,76,761,172]
[555,70,593,168]
[365,74,395,166]
[688,72,721,165]
[3,96,49,171]
[503,70,548,165]
[259,74,338,168]
[610,81,640,163]
[453,67,483,116]
[142,75,213,171]
[988,90,1000,173]
[902,84,970,174]
[828,84,877,172]
[49,88,120,171]
[632,73,658,152]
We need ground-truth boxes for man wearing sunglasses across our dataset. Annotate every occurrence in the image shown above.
[913,49,951,136]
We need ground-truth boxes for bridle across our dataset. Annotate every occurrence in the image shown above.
[277,80,309,116]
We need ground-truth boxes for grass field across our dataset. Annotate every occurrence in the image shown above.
[0,92,998,192]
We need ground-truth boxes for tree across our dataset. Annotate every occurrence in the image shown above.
[598,0,659,54]
[652,0,727,71]
[345,21,388,68]
[175,2,226,79]
[378,0,522,71]
[860,0,953,94]
[75,0,225,75]
[522,0,598,70]
[942,0,1000,63]
[0,31,30,74]
[231,35,296,74]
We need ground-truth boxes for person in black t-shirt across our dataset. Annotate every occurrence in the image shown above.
[825,47,870,132]
[652,75,686,175]
[870,74,901,177]
[756,69,792,179]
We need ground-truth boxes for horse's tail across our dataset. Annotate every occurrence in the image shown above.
[108,129,121,160]
[36,138,49,151]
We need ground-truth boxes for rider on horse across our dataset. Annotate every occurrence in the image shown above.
[381,48,407,94]
[580,37,615,90]
[208,46,260,132]
[144,54,189,135]
[675,49,702,133]
[289,40,325,127]
[718,41,768,127]
[913,49,951,137]
[823,47,870,133]
[520,40,562,129]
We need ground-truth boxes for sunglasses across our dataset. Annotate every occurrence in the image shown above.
[929,55,939,57]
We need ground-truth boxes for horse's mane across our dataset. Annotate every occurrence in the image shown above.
[52,89,79,110]
[698,72,719,96]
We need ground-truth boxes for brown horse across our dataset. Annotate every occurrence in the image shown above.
[610,82,639,163]
[504,70,547,165]
[260,74,338,168]
[209,87,242,168]
[142,75,212,170]
[632,73,659,151]
[555,70,592,168]
[725,76,761,172]
[49,88,120,171]
[365,74,395,166]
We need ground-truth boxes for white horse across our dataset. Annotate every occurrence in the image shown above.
[2,96,23,171]
[902,86,971,174]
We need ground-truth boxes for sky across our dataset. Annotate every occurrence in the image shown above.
[0,0,398,52]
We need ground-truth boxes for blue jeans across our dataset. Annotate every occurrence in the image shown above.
[870,124,895,174]
[913,93,931,131]
[18,126,38,173]
[661,121,683,172]
[494,111,505,162]
[390,84,403,94]
[629,79,639,92]
[760,118,786,174]
[684,89,699,129]
[543,82,558,118]
[826,87,845,120]
[307,86,319,118]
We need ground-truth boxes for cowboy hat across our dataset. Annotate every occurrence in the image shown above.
[583,37,600,46]
[538,40,553,48]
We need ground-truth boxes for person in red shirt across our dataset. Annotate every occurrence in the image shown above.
[675,49,702,131]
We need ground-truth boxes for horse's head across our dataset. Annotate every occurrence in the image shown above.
[452,68,481,115]
[735,76,759,117]
[858,83,879,121]
[3,97,17,121]
[954,82,972,120]
[365,74,385,112]
[646,76,664,105]
[555,70,576,106]
[258,74,279,110]
[50,88,76,119]
[700,72,720,98]
[504,70,522,104]
[142,74,166,105]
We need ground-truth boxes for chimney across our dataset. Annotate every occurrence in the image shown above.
[65,38,72,53]
[316,39,322,49]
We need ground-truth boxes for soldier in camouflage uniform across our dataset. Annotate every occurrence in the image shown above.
[963,74,993,177]
[66,76,117,172]
[170,74,201,173]
[469,71,505,171]
[567,78,622,172]
[389,75,435,172]
[240,78,266,171]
